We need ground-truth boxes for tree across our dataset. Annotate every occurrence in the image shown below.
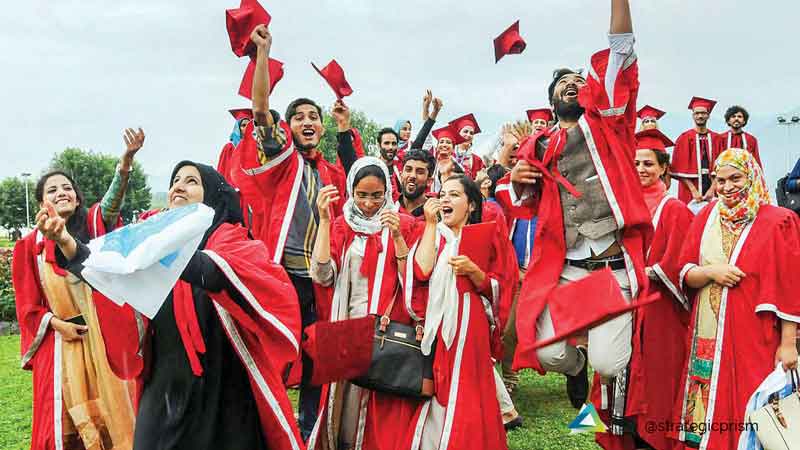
[49,148,151,223]
[0,177,37,232]
[318,107,381,163]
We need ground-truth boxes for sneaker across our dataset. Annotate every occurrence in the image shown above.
[565,346,589,409]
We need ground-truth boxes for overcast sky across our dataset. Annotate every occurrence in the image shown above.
[2,0,800,191]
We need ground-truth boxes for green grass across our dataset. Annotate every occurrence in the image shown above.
[0,336,32,450]
[0,335,599,449]
[0,239,12,248]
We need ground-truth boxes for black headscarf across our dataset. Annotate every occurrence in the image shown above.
[169,161,244,248]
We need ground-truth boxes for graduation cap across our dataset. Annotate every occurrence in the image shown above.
[228,108,253,121]
[635,129,675,153]
[449,113,482,135]
[530,269,662,350]
[526,108,554,123]
[312,59,354,99]
[432,125,466,146]
[493,20,527,63]
[457,222,495,292]
[688,96,717,114]
[238,57,285,100]
[302,316,374,386]
[225,0,272,58]
[637,105,666,121]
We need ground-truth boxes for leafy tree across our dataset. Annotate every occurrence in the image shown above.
[0,177,37,232]
[49,148,151,223]
[318,108,381,163]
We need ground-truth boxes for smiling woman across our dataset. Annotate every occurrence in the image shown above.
[11,128,145,450]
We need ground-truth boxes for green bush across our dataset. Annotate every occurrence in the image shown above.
[0,249,15,322]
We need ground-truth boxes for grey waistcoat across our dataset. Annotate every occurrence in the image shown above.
[536,126,617,248]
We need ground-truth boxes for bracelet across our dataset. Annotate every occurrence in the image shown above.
[395,253,409,260]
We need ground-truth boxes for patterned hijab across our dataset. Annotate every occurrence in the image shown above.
[713,148,770,232]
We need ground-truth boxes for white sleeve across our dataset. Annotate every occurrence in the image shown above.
[604,33,636,105]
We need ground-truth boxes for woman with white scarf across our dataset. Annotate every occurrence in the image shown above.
[409,174,516,450]
[308,157,425,450]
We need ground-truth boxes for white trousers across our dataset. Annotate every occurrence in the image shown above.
[535,264,632,378]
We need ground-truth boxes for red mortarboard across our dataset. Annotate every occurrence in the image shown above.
[449,113,482,135]
[635,129,675,153]
[493,20,527,63]
[688,96,717,113]
[456,222,494,291]
[302,316,374,386]
[228,108,253,121]
[531,269,662,350]
[312,60,354,99]
[432,125,466,146]
[225,0,272,58]
[238,57,285,100]
[526,108,554,123]
[637,105,666,121]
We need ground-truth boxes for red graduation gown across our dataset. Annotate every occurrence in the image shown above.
[308,214,426,450]
[455,152,485,180]
[671,130,719,204]
[217,141,236,184]
[713,130,762,169]
[670,204,800,450]
[92,222,305,450]
[405,221,517,450]
[591,196,693,450]
[495,46,651,373]
[11,204,120,450]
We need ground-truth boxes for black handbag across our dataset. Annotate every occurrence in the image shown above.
[777,175,800,215]
[351,294,435,399]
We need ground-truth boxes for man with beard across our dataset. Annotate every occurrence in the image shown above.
[397,149,435,217]
[671,97,719,206]
[715,105,762,168]
[376,127,404,201]
[495,1,651,435]
[231,24,359,441]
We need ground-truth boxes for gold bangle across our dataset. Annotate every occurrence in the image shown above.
[395,253,409,260]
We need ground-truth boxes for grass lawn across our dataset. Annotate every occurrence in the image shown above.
[0,335,599,449]
[0,238,12,248]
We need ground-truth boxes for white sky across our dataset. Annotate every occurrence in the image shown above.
[2,0,800,190]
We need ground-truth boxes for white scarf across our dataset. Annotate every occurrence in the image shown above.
[342,157,397,255]
[421,222,461,355]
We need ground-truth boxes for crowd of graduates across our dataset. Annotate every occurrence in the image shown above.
[12,1,800,450]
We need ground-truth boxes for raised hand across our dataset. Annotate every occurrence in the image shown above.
[331,99,351,132]
[431,97,444,120]
[422,90,433,121]
[316,185,340,221]
[250,24,272,52]
[122,127,145,164]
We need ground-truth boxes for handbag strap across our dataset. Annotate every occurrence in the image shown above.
[378,285,425,342]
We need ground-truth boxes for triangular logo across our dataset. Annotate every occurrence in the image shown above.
[568,403,608,434]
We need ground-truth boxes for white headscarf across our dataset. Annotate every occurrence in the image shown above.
[342,156,397,237]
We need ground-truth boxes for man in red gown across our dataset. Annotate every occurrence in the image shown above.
[496,0,651,427]
[671,96,720,206]
[714,105,763,168]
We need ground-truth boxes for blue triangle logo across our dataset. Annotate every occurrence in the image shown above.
[568,403,608,434]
